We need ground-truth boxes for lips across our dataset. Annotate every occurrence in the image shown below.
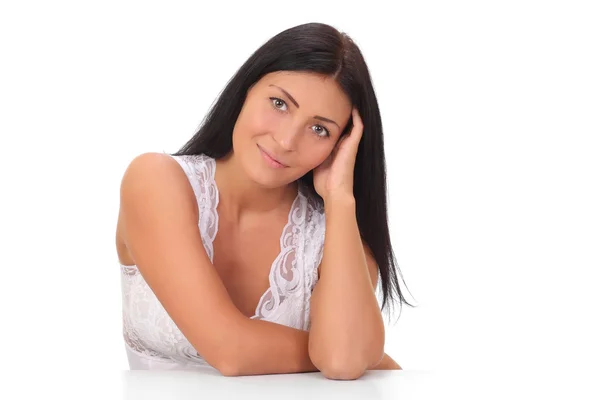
[258,144,288,167]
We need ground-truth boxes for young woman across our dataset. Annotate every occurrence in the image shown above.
[116,22,415,379]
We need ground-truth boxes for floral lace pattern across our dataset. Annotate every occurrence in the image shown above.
[120,153,326,369]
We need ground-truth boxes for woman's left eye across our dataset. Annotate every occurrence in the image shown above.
[312,125,330,138]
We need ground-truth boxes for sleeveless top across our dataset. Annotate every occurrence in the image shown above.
[120,153,327,370]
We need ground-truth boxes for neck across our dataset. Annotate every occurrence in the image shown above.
[214,151,298,224]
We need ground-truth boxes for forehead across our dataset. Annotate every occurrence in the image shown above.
[257,71,351,115]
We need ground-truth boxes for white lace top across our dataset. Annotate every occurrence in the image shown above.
[120,153,327,370]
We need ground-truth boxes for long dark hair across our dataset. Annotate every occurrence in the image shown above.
[172,22,417,322]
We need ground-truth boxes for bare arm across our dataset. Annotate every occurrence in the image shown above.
[120,153,398,376]
[230,195,400,378]
[308,194,386,379]
[120,153,315,376]
[120,153,245,374]
[229,319,318,375]
[230,320,401,376]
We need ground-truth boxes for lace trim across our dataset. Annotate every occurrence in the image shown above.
[192,155,323,322]
[181,154,219,262]
[120,154,327,367]
[168,154,219,262]
[124,340,211,368]
[121,264,208,365]
[301,193,326,331]
[250,191,304,320]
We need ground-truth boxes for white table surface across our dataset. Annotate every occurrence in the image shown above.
[122,370,428,400]
[9,368,598,399]
[119,368,599,400]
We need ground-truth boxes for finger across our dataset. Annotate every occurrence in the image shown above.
[334,132,347,151]
[346,109,363,146]
[352,108,364,131]
[335,135,349,153]
[350,109,363,141]
[330,141,341,159]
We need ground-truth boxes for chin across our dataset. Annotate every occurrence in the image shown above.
[243,153,287,189]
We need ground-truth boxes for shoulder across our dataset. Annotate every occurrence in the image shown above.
[121,152,186,188]
[119,152,199,219]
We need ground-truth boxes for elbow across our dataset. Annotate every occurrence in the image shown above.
[309,339,383,380]
[318,357,368,380]
[311,346,383,380]
[216,362,240,377]
[213,341,250,377]
[310,348,369,380]
[213,350,242,377]
[209,313,248,377]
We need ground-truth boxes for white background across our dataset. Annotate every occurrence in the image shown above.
[1,0,598,397]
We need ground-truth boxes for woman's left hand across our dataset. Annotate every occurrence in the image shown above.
[313,108,363,203]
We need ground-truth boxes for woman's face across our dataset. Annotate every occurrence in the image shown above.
[231,70,353,188]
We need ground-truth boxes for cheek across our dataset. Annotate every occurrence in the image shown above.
[234,103,271,138]
[245,103,279,133]
[301,146,333,170]
[257,108,280,132]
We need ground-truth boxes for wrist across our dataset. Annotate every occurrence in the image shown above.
[323,192,355,209]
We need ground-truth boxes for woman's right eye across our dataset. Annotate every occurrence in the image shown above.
[270,97,288,113]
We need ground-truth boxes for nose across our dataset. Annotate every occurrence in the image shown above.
[273,126,302,152]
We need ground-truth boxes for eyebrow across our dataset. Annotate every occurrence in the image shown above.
[268,84,341,129]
